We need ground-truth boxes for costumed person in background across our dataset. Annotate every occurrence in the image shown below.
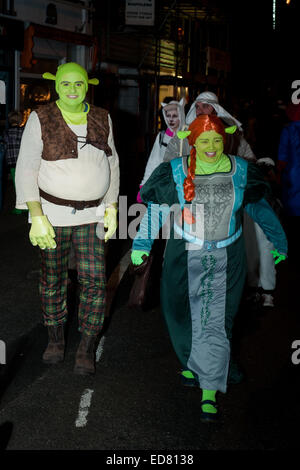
[137,98,188,202]
[186,91,280,372]
[277,101,300,269]
[15,62,119,376]
[3,110,25,214]
[185,91,256,161]
[133,98,188,308]
[244,157,282,308]
[131,115,287,423]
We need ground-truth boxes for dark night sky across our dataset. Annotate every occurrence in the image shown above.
[223,0,299,101]
[229,0,298,73]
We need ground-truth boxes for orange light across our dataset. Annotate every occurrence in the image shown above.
[177,27,184,40]
[286,0,291,4]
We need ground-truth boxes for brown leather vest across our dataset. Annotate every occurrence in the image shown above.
[36,101,112,161]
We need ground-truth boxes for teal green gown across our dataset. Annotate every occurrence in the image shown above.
[133,155,287,393]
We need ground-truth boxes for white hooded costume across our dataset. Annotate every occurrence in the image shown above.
[140,98,187,185]
[187,93,276,303]
[186,92,255,162]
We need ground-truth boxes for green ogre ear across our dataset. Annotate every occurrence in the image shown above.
[225,125,237,134]
[43,72,99,86]
[88,78,99,85]
[177,130,191,139]
[42,72,56,80]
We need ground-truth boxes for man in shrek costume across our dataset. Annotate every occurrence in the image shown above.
[131,115,287,422]
[15,62,119,375]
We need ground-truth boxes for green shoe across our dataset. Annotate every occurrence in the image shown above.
[200,400,219,423]
[180,370,199,387]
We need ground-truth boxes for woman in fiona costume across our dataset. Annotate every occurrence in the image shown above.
[131,115,287,422]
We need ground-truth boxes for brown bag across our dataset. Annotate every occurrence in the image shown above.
[128,254,154,309]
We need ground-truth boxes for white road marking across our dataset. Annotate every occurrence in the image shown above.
[96,335,105,362]
[75,388,94,428]
[75,249,131,428]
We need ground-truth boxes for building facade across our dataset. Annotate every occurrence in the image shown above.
[0,0,96,130]
[0,0,234,200]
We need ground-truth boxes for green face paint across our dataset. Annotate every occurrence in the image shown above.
[56,70,87,113]
[43,62,99,114]
[194,130,224,163]
[44,62,99,91]
[55,63,88,89]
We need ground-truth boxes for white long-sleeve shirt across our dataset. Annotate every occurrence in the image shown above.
[237,135,256,162]
[15,110,120,227]
[140,131,173,185]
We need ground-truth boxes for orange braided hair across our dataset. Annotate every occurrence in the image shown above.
[183,115,226,201]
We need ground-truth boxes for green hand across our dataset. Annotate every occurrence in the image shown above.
[29,215,56,250]
[270,249,286,265]
[104,206,118,242]
[131,250,149,266]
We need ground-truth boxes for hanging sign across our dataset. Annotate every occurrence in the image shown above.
[125,0,155,26]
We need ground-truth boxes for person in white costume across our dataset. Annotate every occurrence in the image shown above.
[137,98,187,202]
[244,158,279,307]
[186,91,277,308]
[186,91,255,162]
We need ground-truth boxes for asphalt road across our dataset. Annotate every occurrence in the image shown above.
[0,178,299,456]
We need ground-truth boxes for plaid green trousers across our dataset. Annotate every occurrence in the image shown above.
[39,223,106,336]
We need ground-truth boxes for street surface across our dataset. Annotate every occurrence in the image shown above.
[0,178,299,455]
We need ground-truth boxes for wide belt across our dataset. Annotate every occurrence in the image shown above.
[173,224,243,250]
[39,188,101,211]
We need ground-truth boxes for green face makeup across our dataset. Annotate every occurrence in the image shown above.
[56,70,87,113]
[43,62,100,114]
[194,130,224,163]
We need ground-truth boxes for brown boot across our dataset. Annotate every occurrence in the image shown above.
[74,333,97,375]
[42,324,65,364]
